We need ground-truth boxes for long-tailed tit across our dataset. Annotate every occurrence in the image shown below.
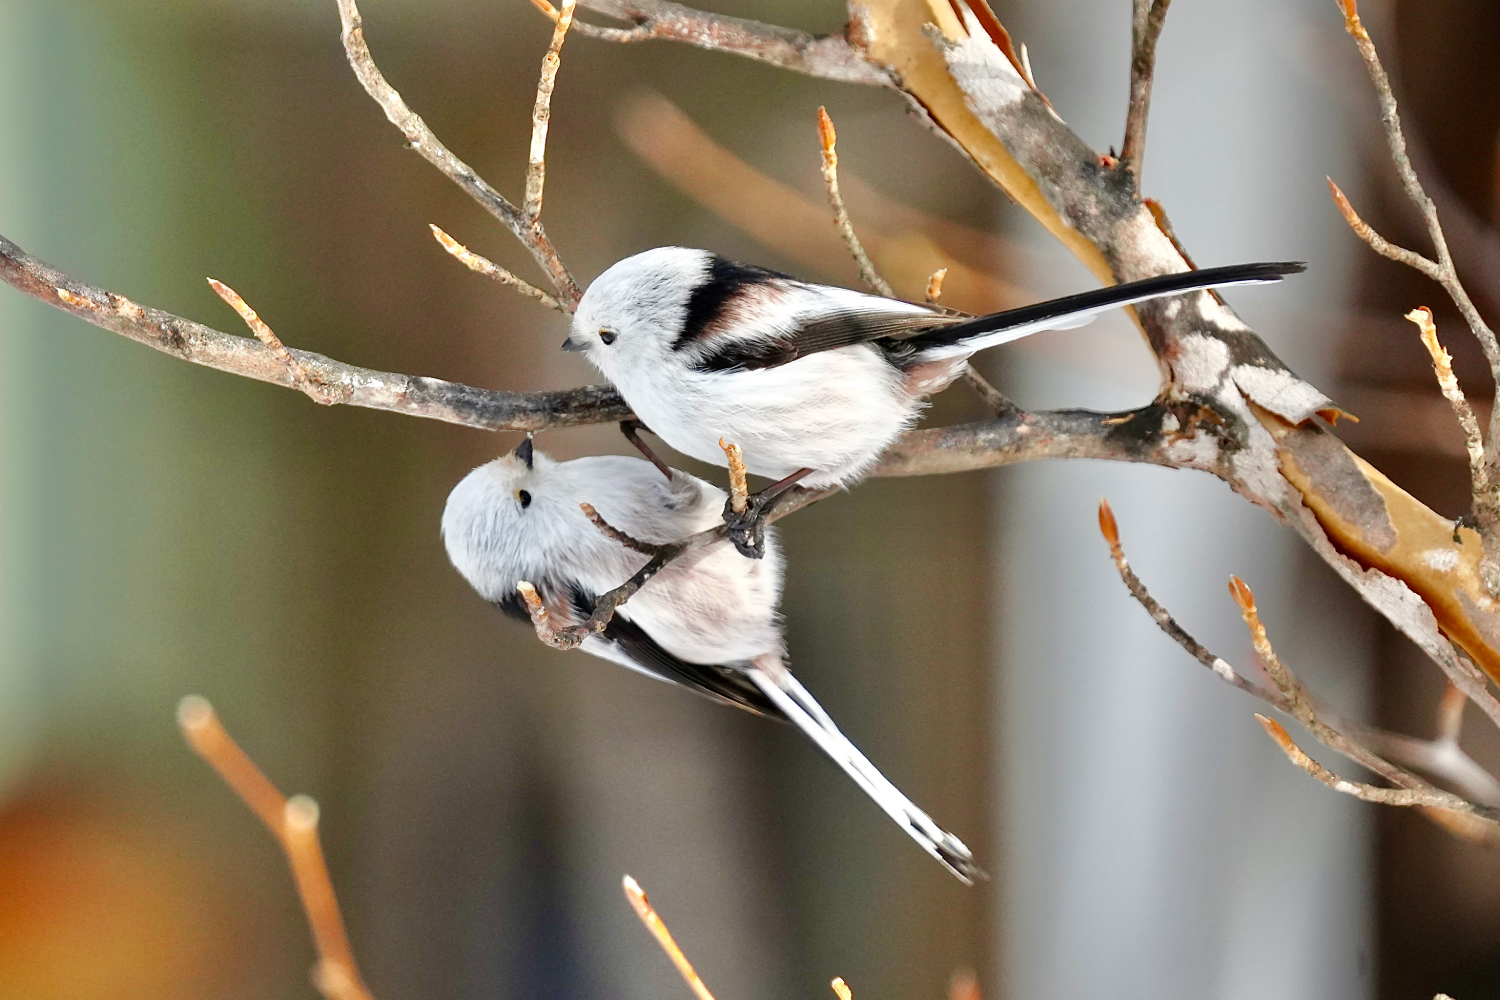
[563,249,1304,497]
[442,438,983,882]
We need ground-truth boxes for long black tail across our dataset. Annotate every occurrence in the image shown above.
[904,260,1306,359]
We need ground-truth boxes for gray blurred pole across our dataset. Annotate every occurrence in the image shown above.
[992,2,1373,998]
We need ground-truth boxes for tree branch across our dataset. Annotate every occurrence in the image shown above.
[1330,1,1500,547]
[1120,0,1171,180]
[552,0,894,87]
[178,696,376,1000]
[817,107,894,298]
[0,234,627,431]
[1097,506,1500,838]
[335,0,581,306]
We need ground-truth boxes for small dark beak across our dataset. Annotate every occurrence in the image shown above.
[561,335,587,352]
[513,435,534,469]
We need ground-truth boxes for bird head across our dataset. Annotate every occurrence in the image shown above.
[564,246,714,375]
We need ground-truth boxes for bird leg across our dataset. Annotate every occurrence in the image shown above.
[723,468,813,559]
[619,419,673,481]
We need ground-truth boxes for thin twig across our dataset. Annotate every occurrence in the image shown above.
[720,438,749,514]
[537,0,894,87]
[334,0,581,306]
[1333,0,1500,500]
[1407,306,1488,498]
[1099,500,1500,832]
[1098,499,1282,702]
[817,107,894,298]
[429,225,568,313]
[961,365,1018,415]
[525,0,577,221]
[208,279,339,404]
[1120,0,1171,180]
[1360,681,1500,807]
[178,696,375,1000]
[622,875,718,1000]
[579,501,661,554]
[1257,715,1481,812]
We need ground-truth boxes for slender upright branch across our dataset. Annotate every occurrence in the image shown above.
[525,0,577,221]
[1333,0,1500,487]
[429,225,568,313]
[335,0,581,306]
[178,696,376,1000]
[817,107,894,298]
[1407,307,1488,500]
[622,875,719,1000]
[720,439,749,514]
[1120,0,1172,179]
[925,268,948,305]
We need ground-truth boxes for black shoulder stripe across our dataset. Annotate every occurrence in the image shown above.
[674,256,795,352]
[692,308,956,373]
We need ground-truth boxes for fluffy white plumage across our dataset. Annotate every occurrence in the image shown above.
[441,443,982,882]
[566,247,1302,489]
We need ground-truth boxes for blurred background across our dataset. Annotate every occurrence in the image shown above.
[0,0,1497,998]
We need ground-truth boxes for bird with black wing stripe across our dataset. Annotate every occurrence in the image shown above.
[563,247,1304,554]
[441,437,984,883]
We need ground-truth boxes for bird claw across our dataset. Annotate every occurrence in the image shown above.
[723,493,775,559]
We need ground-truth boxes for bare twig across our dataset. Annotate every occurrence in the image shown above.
[961,366,1018,416]
[429,225,568,313]
[622,875,718,1000]
[1332,1,1500,525]
[720,438,749,514]
[1257,715,1481,812]
[525,0,577,221]
[334,0,581,306]
[1120,0,1172,180]
[208,279,339,405]
[817,107,894,298]
[1099,501,1500,835]
[542,0,894,87]
[925,268,948,305]
[178,696,375,1000]
[1407,307,1488,499]
[1097,499,1281,702]
[579,501,660,555]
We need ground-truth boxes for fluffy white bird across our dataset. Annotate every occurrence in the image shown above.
[564,248,1304,494]
[442,438,983,882]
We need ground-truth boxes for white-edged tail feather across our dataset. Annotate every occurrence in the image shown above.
[909,261,1307,360]
[745,657,984,883]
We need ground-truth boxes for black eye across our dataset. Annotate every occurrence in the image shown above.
[599,329,617,346]
[517,490,532,509]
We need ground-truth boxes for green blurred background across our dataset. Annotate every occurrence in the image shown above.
[2,1,1499,998]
